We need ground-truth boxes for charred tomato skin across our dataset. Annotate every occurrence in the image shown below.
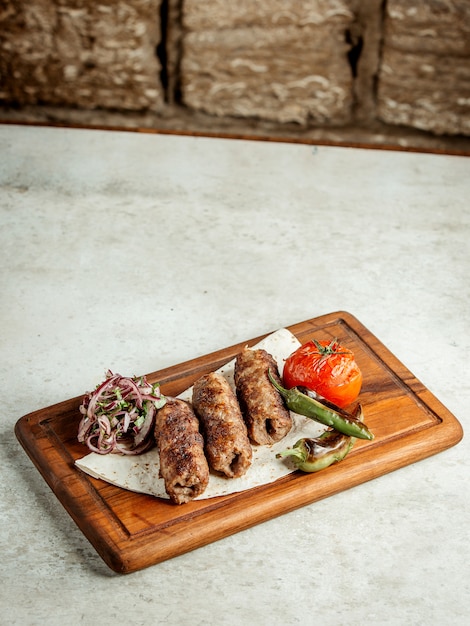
[282,339,362,408]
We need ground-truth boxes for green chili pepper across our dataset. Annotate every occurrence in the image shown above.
[277,430,355,472]
[268,371,374,440]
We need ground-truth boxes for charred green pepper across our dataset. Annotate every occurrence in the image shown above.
[277,430,355,472]
[268,370,374,441]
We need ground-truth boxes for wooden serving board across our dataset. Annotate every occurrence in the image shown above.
[15,312,463,574]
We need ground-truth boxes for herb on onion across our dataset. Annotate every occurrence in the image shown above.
[77,370,166,455]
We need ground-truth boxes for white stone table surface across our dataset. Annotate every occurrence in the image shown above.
[1,123,469,625]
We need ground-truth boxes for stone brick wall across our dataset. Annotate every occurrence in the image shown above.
[1,0,469,138]
[0,0,163,111]
[180,1,355,125]
[377,0,470,135]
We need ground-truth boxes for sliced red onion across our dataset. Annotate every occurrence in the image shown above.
[77,371,166,455]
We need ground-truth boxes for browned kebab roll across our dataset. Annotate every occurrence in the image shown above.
[192,371,253,478]
[155,398,210,505]
[234,347,292,445]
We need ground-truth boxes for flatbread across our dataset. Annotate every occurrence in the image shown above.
[75,328,326,499]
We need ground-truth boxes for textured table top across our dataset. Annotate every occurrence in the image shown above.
[1,124,468,625]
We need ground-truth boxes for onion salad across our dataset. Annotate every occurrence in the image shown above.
[78,370,166,455]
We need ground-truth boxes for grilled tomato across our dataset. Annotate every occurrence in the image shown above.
[283,338,362,408]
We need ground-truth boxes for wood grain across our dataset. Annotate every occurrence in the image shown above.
[14,311,463,573]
